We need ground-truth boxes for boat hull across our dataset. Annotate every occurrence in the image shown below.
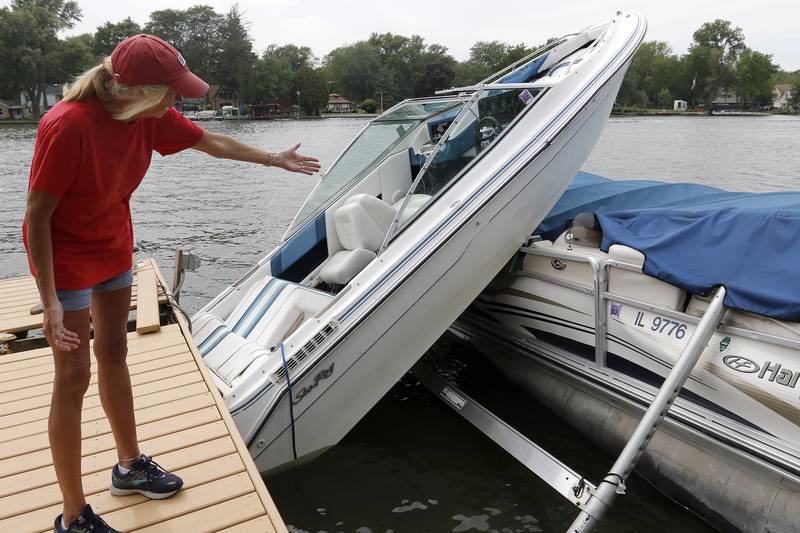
[247,68,628,472]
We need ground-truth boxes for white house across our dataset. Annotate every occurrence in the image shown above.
[327,93,355,113]
[773,84,793,108]
[19,84,64,112]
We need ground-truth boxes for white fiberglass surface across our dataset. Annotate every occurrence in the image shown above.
[392,87,542,229]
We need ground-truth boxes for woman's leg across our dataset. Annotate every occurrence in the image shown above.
[91,286,140,465]
[50,307,92,526]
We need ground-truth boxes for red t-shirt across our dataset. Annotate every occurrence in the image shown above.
[22,98,204,290]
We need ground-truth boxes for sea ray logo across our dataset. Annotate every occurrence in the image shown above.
[719,336,731,352]
[177,52,186,66]
[723,355,760,374]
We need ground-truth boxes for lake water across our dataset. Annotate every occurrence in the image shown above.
[1,114,798,532]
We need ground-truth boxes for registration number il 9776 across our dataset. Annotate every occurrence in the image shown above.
[632,311,688,339]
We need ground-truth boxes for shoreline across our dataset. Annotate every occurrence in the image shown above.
[2,111,793,126]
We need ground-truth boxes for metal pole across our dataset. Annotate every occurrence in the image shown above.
[568,286,727,533]
[172,246,184,304]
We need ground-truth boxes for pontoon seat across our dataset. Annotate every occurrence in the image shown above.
[607,244,687,311]
[194,276,333,386]
[320,194,395,285]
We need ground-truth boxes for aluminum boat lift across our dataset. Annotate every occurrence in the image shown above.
[413,246,728,532]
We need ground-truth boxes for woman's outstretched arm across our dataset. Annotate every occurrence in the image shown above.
[192,131,321,175]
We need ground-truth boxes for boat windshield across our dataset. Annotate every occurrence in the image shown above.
[390,86,543,234]
[285,99,458,238]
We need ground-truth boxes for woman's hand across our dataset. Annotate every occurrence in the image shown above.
[42,302,81,352]
[272,143,321,175]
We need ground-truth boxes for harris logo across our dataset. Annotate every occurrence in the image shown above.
[723,355,760,374]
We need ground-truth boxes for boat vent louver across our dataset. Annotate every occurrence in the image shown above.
[271,320,339,383]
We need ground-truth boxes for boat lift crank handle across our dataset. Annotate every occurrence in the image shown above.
[567,286,728,532]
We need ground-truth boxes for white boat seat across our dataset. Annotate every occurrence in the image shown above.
[320,194,395,285]
[194,276,333,386]
[335,194,396,251]
[319,248,376,285]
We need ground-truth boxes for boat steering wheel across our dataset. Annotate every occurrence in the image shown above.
[477,116,501,151]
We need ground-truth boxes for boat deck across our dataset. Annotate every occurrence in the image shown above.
[0,260,288,532]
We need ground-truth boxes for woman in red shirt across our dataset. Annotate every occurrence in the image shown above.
[23,34,320,533]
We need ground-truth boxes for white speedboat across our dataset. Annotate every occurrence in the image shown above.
[191,12,646,473]
[455,171,800,532]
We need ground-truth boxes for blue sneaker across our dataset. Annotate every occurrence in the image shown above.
[109,454,183,500]
[54,504,122,533]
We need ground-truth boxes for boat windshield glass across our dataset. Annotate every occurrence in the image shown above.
[391,87,542,232]
[286,99,458,237]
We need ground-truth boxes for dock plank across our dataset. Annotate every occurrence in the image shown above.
[0,259,167,335]
[135,267,160,335]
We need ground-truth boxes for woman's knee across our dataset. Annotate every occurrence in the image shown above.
[53,350,92,398]
[93,334,128,365]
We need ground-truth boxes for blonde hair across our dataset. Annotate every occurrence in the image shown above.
[63,57,170,121]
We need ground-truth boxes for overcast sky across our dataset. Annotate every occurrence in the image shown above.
[11,0,800,70]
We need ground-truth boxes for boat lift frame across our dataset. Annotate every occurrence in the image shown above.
[414,241,732,531]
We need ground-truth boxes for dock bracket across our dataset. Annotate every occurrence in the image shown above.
[172,246,202,303]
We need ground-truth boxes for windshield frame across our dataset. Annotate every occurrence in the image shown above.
[282,97,462,242]
[380,85,549,251]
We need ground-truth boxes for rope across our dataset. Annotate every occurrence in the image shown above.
[279,341,298,460]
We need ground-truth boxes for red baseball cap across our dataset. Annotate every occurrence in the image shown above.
[111,34,209,98]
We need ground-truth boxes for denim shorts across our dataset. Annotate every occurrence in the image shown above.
[56,269,134,312]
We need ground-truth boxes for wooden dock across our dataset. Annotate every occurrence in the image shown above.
[0,260,288,532]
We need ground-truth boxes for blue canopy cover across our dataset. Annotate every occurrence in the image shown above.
[536,172,800,321]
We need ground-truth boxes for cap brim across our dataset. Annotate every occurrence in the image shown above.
[170,70,209,98]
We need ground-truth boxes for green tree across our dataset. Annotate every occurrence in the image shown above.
[323,41,380,102]
[93,17,141,58]
[291,66,328,115]
[215,5,255,103]
[503,43,534,69]
[267,44,316,72]
[251,51,293,101]
[789,83,800,111]
[657,87,673,108]
[468,41,508,74]
[412,44,456,97]
[0,0,82,119]
[687,19,744,105]
[685,44,725,105]
[453,61,486,87]
[145,5,223,81]
[56,33,95,76]
[735,48,776,107]
[360,98,377,113]
[692,19,745,64]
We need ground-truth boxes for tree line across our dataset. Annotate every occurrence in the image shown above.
[1,1,798,120]
[618,19,799,110]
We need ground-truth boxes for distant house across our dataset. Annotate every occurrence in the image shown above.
[773,84,793,109]
[249,99,292,119]
[19,84,64,113]
[0,100,24,119]
[711,89,740,106]
[207,85,239,111]
[327,93,355,113]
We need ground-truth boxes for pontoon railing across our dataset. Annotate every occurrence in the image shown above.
[516,244,800,361]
